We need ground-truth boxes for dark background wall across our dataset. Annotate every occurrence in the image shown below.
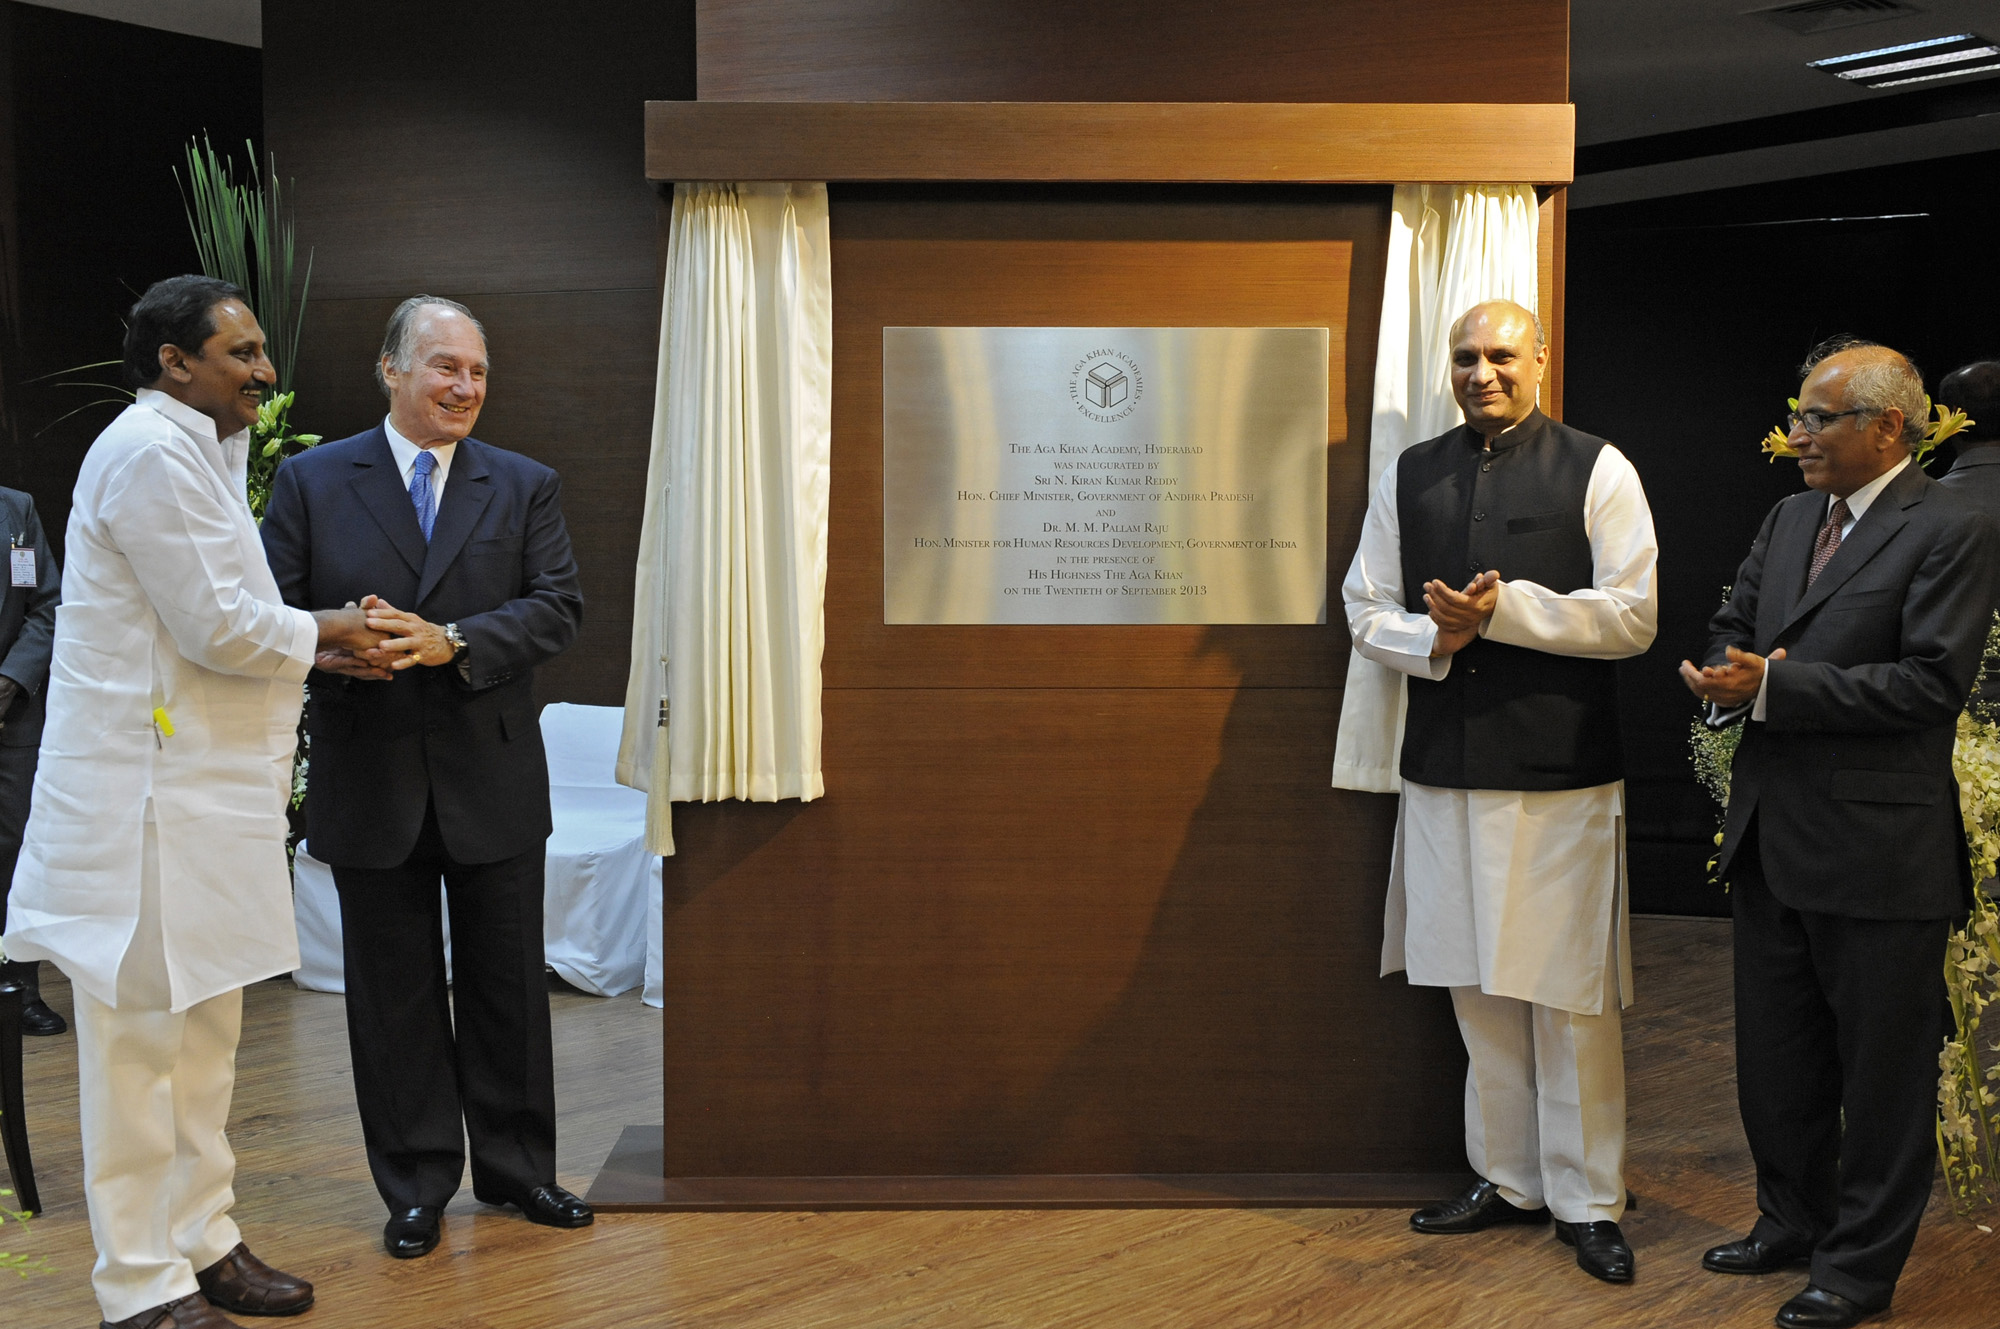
[695,0,1567,102]
[261,0,698,706]
[1566,145,2000,915]
[0,1,260,557]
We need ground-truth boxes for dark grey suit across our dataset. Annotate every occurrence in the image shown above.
[1705,459,2000,1308]
[0,487,60,927]
[1939,443,2000,527]
[262,427,583,1211]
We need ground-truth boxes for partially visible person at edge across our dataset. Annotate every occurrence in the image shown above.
[1342,298,1659,1286]
[1683,338,2000,1329]
[0,480,61,1034]
[1,274,391,1329]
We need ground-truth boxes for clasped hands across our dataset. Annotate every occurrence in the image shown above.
[1678,645,1786,709]
[316,595,455,682]
[1426,570,1500,657]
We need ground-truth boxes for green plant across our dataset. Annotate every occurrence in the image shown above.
[177,135,313,395]
[0,1188,48,1277]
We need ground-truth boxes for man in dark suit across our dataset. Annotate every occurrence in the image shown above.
[1681,338,2000,1329]
[260,295,588,1260]
[1937,359,2000,522]
[0,485,60,1035]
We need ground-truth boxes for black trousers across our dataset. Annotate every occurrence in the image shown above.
[331,804,556,1211]
[1733,824,1949,1310]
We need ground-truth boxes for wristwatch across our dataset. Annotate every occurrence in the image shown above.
[443,622,468,660]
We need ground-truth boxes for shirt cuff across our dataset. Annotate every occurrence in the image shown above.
[279,607,319,685]
[1751,661,1771,722]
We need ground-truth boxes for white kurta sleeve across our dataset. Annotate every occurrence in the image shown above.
[1343,463,1452,682]
[1483,444,1659,660]
[103,442,318,681]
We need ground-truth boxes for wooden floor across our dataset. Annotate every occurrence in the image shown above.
[6,918,1998,1328]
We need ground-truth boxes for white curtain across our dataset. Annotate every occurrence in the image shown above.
[617,182,833,854]
[1330,184,1541,793]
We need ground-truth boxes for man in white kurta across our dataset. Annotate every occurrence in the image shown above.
[1341,301,1658,1285]
[3,276,384,1329]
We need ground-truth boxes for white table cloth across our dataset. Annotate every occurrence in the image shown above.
[292,702,660,1000]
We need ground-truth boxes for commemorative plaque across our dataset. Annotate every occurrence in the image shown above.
[883,327,1329,625]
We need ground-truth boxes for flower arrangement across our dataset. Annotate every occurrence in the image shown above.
[1760,397,1974,466]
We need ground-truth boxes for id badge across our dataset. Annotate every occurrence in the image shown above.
[9,547,33,588]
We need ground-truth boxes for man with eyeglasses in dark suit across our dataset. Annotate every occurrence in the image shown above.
[1683,337,2000,1329]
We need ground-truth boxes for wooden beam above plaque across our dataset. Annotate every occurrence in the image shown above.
[644,101,1575,185]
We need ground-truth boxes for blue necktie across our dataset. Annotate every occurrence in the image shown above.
[410,450,437,542]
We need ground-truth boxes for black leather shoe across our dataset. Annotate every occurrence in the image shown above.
[1704,1235,1812,1275]
[19,994,65,1036]
[1409,1179,1549,1234]
[479,1183,594,1229]
[1555,1219,1635,1284]
[382,1206,441,1259]
[1775,1285,1880,1328]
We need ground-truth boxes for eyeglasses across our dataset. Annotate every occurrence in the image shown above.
[1787,408,1869,436]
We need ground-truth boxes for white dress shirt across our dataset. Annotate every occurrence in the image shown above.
[383,417,456,504]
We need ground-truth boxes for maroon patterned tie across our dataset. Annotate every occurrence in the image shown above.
[1807,498,1851,589]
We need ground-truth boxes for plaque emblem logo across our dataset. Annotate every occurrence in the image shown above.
[1068,348,1144,423]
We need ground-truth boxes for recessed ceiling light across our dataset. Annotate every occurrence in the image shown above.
[1806,31,2000,87]
[1807,33,1974,66]
[1869,59,2000,87]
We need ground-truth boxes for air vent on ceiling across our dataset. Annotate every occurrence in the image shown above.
[1751,0,1924,37]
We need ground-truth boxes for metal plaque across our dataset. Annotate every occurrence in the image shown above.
[883,327,1329,625]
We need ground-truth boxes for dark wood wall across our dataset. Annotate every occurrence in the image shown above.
[262,0,698,705]
[644,3,1573,1193]
[696,0,1568,103]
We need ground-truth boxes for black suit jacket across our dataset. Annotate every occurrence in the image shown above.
[261,427,584,868]
[0,487,60,748]
[1939,445,2000,528]
[1706,461,2000,919]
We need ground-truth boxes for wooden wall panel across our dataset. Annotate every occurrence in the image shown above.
[644,101,1576,185]
[696,0,1569,105]
[262,0,697,705]
[824,186,1384,692]
[662,687,1462,1178]
[656,186,1466,1188]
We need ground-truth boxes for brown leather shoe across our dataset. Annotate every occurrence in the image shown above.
[100,1292,248,1329]
[194,1243,315,1317]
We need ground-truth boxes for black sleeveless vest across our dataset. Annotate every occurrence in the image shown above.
[1394,411,1624,791]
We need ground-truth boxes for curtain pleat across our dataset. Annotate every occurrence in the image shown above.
[1331,184,1541,793]
[618,183,833,854]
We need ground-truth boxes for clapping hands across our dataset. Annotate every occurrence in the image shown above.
[1425,570,1500,657]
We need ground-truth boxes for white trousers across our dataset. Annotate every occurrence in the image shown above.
[1450,979,1627,1225]
[68,823,244,1322]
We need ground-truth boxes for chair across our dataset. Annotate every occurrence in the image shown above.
[292,703,655,999]
[0,974,40,1214]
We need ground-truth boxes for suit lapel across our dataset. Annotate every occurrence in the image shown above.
[347,428,428,578]
[1777,463,1925,636]
[416,439,494,606]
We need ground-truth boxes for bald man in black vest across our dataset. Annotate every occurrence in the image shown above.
[1344,300,1659,1286]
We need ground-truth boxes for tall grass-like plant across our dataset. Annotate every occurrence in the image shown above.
[175,136,320,519]
[178,134,313,394]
